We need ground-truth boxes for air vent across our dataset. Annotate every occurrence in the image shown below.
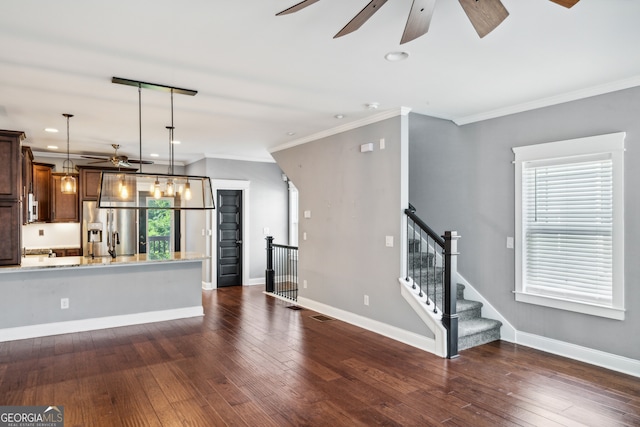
[310,314,334,322]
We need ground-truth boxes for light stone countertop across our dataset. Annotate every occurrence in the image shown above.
[0,252,207,273]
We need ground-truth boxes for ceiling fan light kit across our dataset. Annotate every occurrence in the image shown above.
[277,0,580,43]
[97,77,215,210]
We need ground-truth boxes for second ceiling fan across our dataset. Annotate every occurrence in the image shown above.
[277,0,580,44]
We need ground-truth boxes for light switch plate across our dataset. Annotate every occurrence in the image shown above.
[507,236,514,249]
[385,236,394,247]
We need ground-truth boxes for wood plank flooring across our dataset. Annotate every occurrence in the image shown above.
[0,286,638,426]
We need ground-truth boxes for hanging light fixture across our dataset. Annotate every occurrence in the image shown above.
[98,77,215,210]
[61,113,77,194]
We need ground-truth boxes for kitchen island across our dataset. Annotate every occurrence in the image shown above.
[0,252,206,342]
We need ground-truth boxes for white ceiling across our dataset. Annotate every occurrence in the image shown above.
[1,0,639,165]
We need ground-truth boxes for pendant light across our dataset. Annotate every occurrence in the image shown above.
[61,113,77,194]
[98,77,215,210]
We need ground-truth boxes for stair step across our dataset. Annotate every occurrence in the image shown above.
[456,299,482,321]
[458,318,502,351]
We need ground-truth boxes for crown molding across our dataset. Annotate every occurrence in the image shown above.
[270,107,412,154]
[453,76,640,126]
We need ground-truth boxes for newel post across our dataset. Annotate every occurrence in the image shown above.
[442,231,460,359]
[265,236,275,293]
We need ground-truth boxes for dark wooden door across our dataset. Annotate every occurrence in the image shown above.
[217,190,242,287]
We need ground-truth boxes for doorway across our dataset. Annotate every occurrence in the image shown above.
[138,195,180,259]
[217,189,243,287]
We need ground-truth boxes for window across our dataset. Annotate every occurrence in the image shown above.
[513,133,625,320]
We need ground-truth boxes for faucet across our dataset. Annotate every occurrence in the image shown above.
[107,231,120,259]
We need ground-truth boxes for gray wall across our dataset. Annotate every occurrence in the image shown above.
[409,86,640,360]
[186,158,288,281]
[273,116,432,337]
[0,261,202,329]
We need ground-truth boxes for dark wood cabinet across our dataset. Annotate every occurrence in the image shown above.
[0,130,23,201]
[22,146,33,223]
[0,202,21,265]
[33,163,53,222]
[0,130,25,266]
[52,247,82,257]
[52,173,79,222]
[80,167,103,201]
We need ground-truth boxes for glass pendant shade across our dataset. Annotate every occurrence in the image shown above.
[61,174,77,194]
[61,113,77,194]
[98,172,214,209]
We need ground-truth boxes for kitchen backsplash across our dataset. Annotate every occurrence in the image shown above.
[23,223,81,249]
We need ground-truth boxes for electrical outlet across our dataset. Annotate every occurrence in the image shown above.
[379,138,385,150]
[60,298,69,310]
[303,279,308,289]
[364,295,369,306]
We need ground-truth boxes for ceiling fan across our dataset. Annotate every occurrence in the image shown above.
[277,0,580,44]
[81,144,154,168]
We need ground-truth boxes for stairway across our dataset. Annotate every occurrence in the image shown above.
[456,283,502,351]
[408,239,502,351]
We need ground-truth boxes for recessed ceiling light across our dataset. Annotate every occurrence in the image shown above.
[150,153,159,157]
[366,102,379,110]
[47,145,59,149]
[44,128,59,133]
[384,51,410,62]
[335,114,345,119]
[286,131,296,136]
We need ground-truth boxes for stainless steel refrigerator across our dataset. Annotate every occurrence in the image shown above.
[82,201,137,257]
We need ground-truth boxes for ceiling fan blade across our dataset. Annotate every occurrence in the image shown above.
[400,0,436,44]
[334,0,389,39]
[276,0,321,16]
[87,159,109,164]
[128,159,154,165]
[549,0,580,8]
[458,0,509,38]
[81,155,109,161]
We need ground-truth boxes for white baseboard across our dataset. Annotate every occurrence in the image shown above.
[515,331,640,378]
[202,281,214,290]
[296,296,437,354]
[0,306,204,343]
[246,278,265,286]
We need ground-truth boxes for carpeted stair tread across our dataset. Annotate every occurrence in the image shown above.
[458,318,502,350]
[459,317,502,337]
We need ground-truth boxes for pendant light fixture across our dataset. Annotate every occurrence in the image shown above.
[98,77,215,210]
[61,113,77,194]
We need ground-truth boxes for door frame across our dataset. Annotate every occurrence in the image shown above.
[207,179,250,290]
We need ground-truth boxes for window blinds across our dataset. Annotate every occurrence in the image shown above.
[522,156,613,305]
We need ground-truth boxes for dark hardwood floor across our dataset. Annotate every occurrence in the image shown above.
[0,286,638,426]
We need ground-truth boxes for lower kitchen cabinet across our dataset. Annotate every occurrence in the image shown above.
[52,248,82,257]
[0,201,21,266]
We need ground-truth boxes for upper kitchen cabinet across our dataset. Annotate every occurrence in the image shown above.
[79,167,102,201]
[52,173,79,222]
[33,163,53,222]
[0,130,25,200]
[0,130,25,266]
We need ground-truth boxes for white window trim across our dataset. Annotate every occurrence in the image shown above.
[513,132,625,320]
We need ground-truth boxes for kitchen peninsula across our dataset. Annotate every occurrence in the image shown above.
[0,252,205,342]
